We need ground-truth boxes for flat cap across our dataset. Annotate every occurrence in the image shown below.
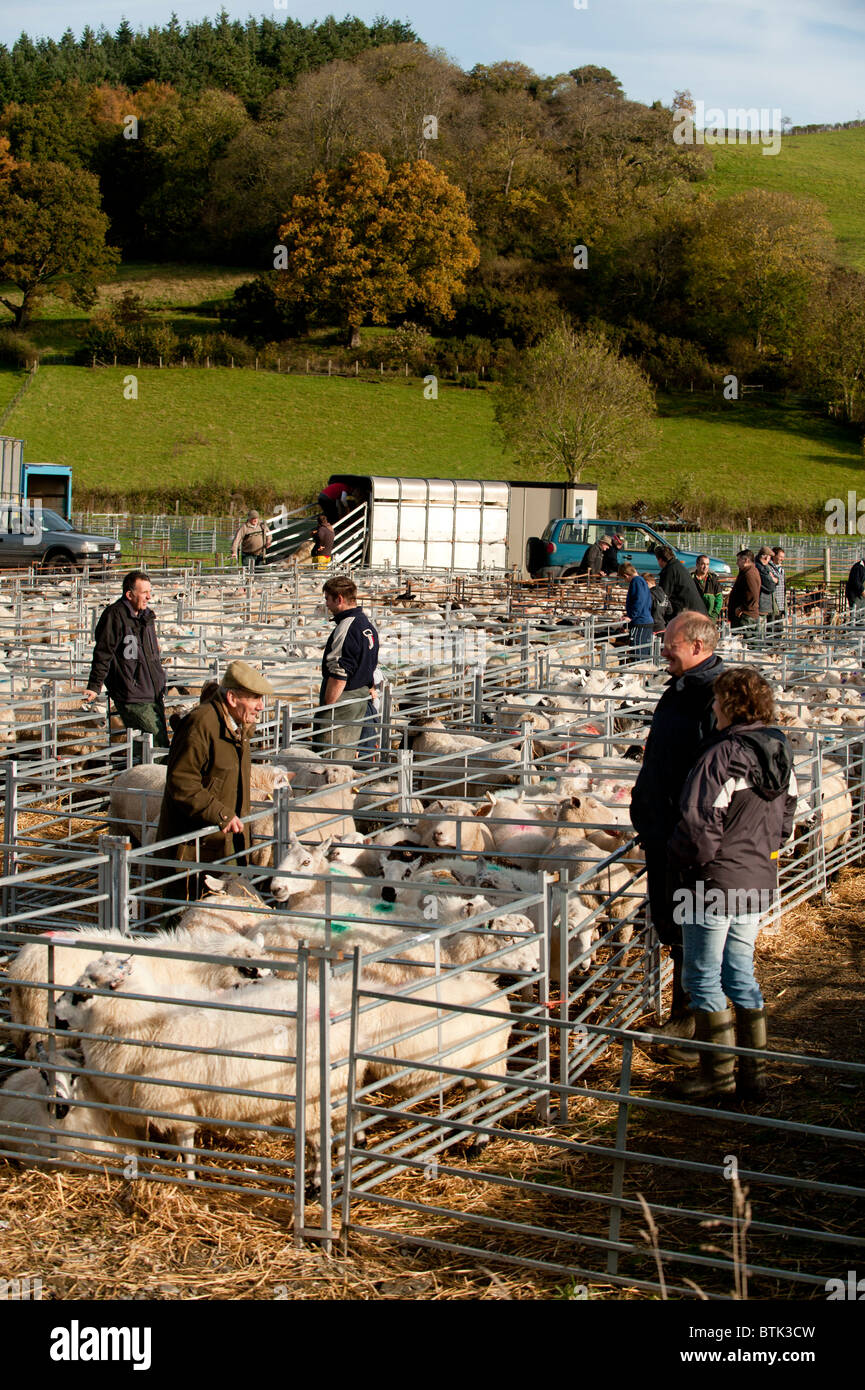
[221,660,276,696]
[600,534,613,544]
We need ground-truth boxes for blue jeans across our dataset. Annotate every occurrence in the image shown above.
[681,911,764,1012]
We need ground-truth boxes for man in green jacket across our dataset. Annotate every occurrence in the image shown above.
[155,660,275,899]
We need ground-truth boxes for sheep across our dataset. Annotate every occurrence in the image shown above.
[416,800,497,855]
[109,761,294,865]
[279,762,356,844]
[171,874,270,936]
[479,792,556,863]
[407,718,530,791]
[5,921,271,1057]
[352,779,424,828]
[109,764,168,845]
[270,835,370,906]
[0,1054,140,1166]
[54,954,354,1182]
[359,927,539,1117]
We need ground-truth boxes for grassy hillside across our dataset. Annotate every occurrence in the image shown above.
[3,364,861,525]
[710,128,865,271]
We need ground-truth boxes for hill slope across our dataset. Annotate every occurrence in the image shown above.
[709,128,865,271]
[3,365,861,526]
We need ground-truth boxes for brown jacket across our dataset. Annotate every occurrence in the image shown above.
[155,694,251,863]
[728,564,761,621]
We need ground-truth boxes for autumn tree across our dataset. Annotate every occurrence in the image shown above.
[275,152,479,346]
[494,323,658,483]
[0,161,118,327]
[800,267,865,425]
[685,189,835,357]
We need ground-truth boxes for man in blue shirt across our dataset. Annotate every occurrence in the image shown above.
[316,575,380,758]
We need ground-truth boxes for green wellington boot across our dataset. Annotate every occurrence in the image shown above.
[673,1009,736,1101]
[735,1006,768,1101]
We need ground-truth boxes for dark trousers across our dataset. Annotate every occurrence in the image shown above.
[644,841,683,948]
[629,623,654,659]
[113,697,170,750]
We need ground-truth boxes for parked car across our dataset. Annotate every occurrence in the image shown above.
[525,519,731,580]
[0,504,121,571]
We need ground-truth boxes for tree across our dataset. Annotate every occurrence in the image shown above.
[800,268,865,424]
[276,151,479,346]
[494,323,658,483]
[685,189,835,357]
[0,161,118,327]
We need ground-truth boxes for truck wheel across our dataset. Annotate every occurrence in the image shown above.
[43,550,77,573]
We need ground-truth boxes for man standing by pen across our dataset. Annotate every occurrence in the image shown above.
[83,570,168,748]
[316,575,379,759]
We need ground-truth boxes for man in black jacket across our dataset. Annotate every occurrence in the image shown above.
[846,558,865,619]
[83,570,168,747]
[655,545,705,617]
[316,574,380,758]
[630,610,725,1042]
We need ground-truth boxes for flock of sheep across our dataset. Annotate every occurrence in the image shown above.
[0,564,861,1191]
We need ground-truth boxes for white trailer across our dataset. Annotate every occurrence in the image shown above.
[325,475,598,574]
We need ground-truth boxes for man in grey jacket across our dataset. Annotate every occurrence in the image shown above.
[231,510,271,568]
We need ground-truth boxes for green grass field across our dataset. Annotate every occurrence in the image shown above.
[710,128,865,271]
[2,364,861,523]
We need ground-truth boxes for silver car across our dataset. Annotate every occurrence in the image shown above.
[0,505,121,572]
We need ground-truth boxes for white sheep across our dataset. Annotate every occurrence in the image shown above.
[0,1053,140,1166]
[416,800,496,855]
[54,955,354,1183]
[5,921,270,1056]
[110,761,294,865]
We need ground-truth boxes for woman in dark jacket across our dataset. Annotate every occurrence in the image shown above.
[665,667,797,1101]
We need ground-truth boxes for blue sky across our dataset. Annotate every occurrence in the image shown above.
[1,0,862,126]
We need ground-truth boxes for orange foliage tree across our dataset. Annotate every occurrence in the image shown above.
[276,151,479,346]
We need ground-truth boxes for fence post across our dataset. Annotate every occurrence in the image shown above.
[293,945,308,1244]
[98,834,132,933]
[378,680,392,766]
[606,1035,634,1276]
[472,666,484,727]
[274,783,291,864]
[41,683,57,790]
[397,748,414,816]
[3,760,18,920]
[279,702,293,752]
[317,959,333,1248]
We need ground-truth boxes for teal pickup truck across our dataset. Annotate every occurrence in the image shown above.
[525,519,732,580]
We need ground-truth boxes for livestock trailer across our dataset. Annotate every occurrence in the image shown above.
[0,436,72,519]
[326,475,598,573]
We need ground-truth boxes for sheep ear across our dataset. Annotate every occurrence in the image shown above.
[320,836,334,856]
[570,796,582,808]
[274,768,291,788]
[109,957,134,988]
[474,803,493,818]
[253,933,265,948]
[204,874,224,891]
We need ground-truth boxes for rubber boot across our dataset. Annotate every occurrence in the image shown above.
[735,1006,768,1100]
[673,1009,736,1101]
[648,946,698,1066]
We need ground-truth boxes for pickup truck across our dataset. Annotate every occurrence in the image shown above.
[525,519,731,580]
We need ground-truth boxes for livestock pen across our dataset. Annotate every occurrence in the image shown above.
[0,561,863,1298]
